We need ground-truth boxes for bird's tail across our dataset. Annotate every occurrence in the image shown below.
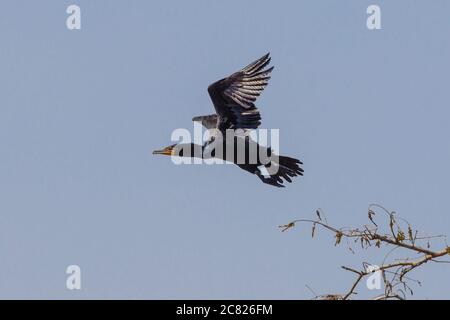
[256,155,304,187]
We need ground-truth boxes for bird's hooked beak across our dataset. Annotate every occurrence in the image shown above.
[152,144,176,156]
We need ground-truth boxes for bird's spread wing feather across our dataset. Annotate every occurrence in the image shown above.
[207,53,274,131]
[192,114,218,129]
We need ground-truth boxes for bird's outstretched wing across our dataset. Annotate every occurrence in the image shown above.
[207,53,274,131]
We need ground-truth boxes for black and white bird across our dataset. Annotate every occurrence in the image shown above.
[153,53,303,187]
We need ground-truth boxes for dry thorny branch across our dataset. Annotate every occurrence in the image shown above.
[279,204,450,300]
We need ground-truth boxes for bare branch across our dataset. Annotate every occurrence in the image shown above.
[280,204,449,300]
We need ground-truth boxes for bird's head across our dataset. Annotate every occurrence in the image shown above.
[153,143,203,158]
[152,144,177,156]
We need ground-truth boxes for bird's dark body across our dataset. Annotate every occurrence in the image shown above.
[174,135,303,188]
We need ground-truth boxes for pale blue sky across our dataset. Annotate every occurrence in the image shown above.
[0,0,449,299]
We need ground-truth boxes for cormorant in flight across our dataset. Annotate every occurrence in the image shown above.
[153,53,303,187]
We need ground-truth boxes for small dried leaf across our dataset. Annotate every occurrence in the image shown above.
[375,240,381,248]
[407,226,413,241]
[396,230,405,243]
[368,209,377,226]
[312,223,316,238]
[279,222,295,232]
[335,231,343,246]
[316,210,322,221]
